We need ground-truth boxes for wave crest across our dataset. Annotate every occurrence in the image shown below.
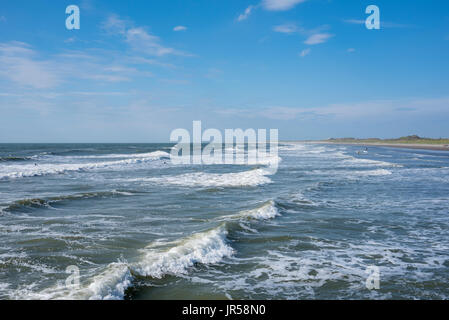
[0,151,170,180]
[134,168,273,188]
[3,190,136,212]
[236,200,279,220]
[135,225,233,279]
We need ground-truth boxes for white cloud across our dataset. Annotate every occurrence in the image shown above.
[273,24,333,46]
[238,1,305,22]
[237,5,255,21]
[125,27,185,56]
[0,41,160,90]
[102,14,127,35]
[56,51,96,60]
[215,97,449,121]
[262,0,306,11]
[347,48,355,53]
[64,37,76,43]
[82,74,131,82]
[273,23,298,34]
[0,41,33,55]
[125,27,174,56]
[343,19,365,25]
[103,65,138,73]
[0,42,60,89]
[102,15,190,57]
[173,26,187,31]
[304,33,333,45]
[299,48,311,57]
[129,56,176,69]
[343,19,411,29]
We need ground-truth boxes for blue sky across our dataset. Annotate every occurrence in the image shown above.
[0,0,448,142]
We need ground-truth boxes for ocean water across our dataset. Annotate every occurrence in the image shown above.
[0,143,448,300]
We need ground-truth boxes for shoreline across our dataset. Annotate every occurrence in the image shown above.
[310,141,449,151]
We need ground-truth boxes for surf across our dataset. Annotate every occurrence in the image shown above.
[0,150,170,180]
[129,168,274,188]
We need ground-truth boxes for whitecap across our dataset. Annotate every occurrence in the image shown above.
[0,151,170,179]
[130,168,273,188]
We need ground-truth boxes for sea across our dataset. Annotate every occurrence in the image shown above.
[0,142,448,300]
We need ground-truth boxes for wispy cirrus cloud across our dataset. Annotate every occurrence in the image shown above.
[237,5,255,21]
[0,13,192,93]
[102,14,128,35]
[102,14,192,57]
[125,27,176,56]
[173,25,187,32]
[237,0,306,22]
[343,19,412,29]
[262,0,306,11]
[273,24,334,45]
[128,56,176,69]
[304,33,333,45]
[0,41,159,91]
[343,19,365,25]
[0,42,60,89]
[299,48,311,57]
[215,97,449,121]
[273,23,298,34]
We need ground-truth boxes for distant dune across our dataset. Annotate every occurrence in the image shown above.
[320,135,449,151]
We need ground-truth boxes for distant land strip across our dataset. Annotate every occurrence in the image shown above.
[318,135,449,151]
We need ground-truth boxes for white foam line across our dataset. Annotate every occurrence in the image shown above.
[135,225,233,279]
[309,168,392,177]
[341,157,401,168]
[0,151,170,179]
[62,151,170,160]
[235,201,279,220]
[7,198,281,300]
[129,168,273,188]
[10,224,234,300]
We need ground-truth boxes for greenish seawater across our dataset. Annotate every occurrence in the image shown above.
[0,143,448,299]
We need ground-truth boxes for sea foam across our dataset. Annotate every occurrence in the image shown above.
[135,225,233,279]
[237,200,279,220]
[86,225,233,299]
[0,151,169,179]
[131,168,273,188]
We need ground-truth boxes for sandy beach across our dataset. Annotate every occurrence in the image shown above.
[320,142,449,152]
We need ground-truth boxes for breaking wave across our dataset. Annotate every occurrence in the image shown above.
[309,168,393,178]
[3,190,136,213]
[0,151,170,180]
[341,157,401,168]
[86,201,280,299]
[0,156,32,162]
[134,225,233,279]
[63,151,171,160]
[232,200,279,220]
[11,200,281,300]
[130,168,273,188]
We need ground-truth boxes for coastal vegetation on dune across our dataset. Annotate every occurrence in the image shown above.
[326,135,449,145]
